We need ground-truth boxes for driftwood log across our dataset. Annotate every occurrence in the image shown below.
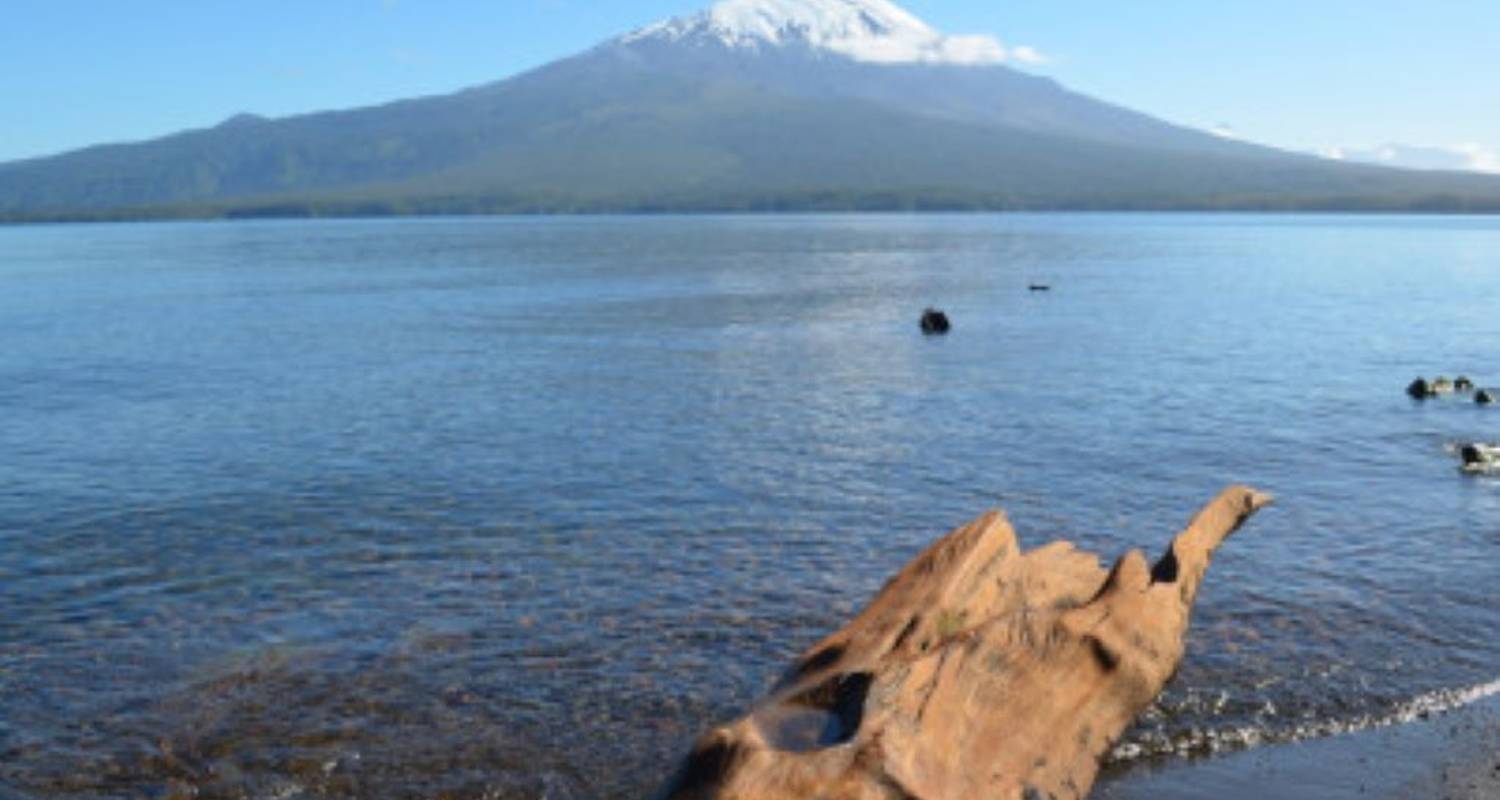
[657,486,1271,800]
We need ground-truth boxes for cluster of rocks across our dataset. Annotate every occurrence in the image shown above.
[1406,375,1500,471]
[1406,375,1496,404]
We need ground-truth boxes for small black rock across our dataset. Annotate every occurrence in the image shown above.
[1478,389,1496,405]
[1456,376,1475,392]
[920,308,951,335]
[1407,378,1431,399]
[1028,284,1051,292]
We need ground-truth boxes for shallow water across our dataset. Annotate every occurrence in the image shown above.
[1,214,1497,798]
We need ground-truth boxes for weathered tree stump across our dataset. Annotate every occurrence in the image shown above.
[657,486,1271,800]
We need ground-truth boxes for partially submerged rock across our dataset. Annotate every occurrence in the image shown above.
[1460,443,1500,472]
[920,309,951,335]
[1477,389,1496,405]
[657,486,1271,800]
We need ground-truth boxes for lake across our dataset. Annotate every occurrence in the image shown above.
[1,214,1497,798]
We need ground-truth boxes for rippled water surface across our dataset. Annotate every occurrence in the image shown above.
[2,214,1498,798]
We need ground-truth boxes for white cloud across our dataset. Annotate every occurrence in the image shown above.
[1209,123,1240,140]
[1452,142,1500,173]
[1010,45,1046,65]
[1318,142,1500,174]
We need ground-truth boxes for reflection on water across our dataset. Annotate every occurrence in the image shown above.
[1,214,1498,798]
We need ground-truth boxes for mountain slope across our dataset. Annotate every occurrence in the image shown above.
[4,0,1500,219]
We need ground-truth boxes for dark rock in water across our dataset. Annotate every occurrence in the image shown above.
[920,308,951,335]
[1028,284,1051,292]
[1460,443,1500,471]
[655,487,1271,800]
[1409,376,1477,399]
[1478,389,1497,405]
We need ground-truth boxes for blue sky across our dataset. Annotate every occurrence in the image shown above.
[3,0,1498,168]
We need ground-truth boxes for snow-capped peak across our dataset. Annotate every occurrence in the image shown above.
[622,0,1019,66]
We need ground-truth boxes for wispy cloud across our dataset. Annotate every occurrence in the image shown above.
[389,48,426,66]
[1321,142,1500,174]
[1453,142,1500,173]
[1208,123,1240,140]
[1010,45,1046,65]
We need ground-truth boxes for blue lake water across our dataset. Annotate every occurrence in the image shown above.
[1,214,1497,798]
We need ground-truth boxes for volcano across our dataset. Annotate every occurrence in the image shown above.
[5,0,1500,219]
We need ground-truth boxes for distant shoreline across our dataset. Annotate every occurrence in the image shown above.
[7,204,1500,226]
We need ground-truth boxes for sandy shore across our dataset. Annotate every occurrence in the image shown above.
[1095,694,1500,800]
